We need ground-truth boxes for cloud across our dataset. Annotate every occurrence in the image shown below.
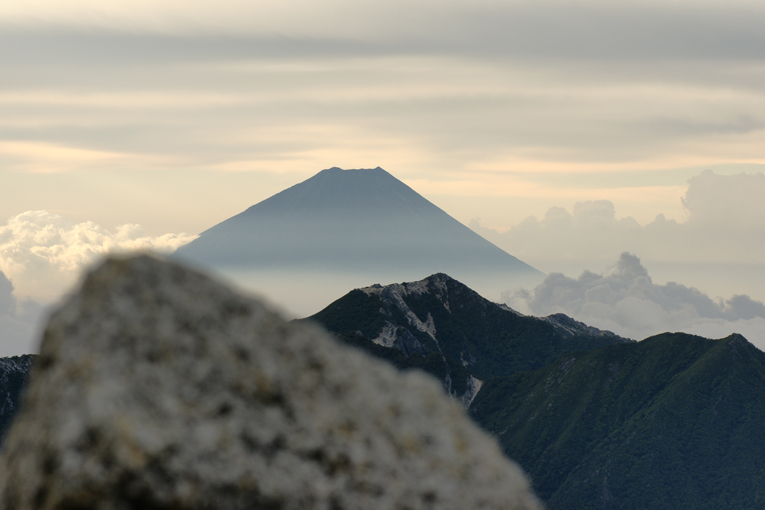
[682,169,765,230]
[0,211,196,301]
[472,170,765,300]
[0,141,173,174]
[0,210,197,355]
[506,253,765,351]
[472,199,645,265]
[515,253,762,322]
[2,1,765,63]
[2,16,764,203]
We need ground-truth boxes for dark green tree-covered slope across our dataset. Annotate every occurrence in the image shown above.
[470,332,765,510]
[307,273,629,404]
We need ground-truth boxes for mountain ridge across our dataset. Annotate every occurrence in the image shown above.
[1,273,764,509]
[470,332,765,509]
[307,272,630,402]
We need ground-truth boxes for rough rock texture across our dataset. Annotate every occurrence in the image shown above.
[0,255,542,510]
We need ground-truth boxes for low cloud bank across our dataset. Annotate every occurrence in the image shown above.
[472,169,765,269]
[472,170,765,303]
[0,211,197,302]
[506,253,765,350]
[0,211,196,355]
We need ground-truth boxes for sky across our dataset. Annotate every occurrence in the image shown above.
[2,0,765,354]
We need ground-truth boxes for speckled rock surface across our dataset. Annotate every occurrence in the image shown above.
[0,255,541,510]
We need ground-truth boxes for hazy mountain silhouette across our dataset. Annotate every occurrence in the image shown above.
[174,167,543,292]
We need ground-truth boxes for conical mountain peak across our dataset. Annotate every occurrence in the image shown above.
[174,167,543,299]
[235,166,441,220]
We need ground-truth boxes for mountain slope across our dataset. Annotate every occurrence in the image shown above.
[173,167,544,297]
[307,273,630,402]
[470,333,765,510]
[0,355,35,445]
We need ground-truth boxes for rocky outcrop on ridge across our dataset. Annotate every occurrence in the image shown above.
[0,255,541,510]
[309,273,630,405]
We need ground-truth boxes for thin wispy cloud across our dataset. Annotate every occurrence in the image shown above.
[4,1,765,61]
[1,1,764,235]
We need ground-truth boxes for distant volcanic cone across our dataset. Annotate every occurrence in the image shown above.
[174,167,543,300]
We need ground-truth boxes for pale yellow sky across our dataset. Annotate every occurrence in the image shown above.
[2,0,765,234]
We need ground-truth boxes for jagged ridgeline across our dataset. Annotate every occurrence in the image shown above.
[305,273,630,404]
[470,333,765,510]
[2,270,765,509]
[0,256,543,510]
[308,274,765,509]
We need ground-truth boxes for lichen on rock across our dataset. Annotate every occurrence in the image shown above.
[0,255,541,510]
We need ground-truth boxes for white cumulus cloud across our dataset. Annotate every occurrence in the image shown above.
[0,210,197,301]
[0,210,197,355]
[506,252,765,351]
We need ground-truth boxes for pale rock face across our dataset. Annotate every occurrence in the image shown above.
[0,255,542,510]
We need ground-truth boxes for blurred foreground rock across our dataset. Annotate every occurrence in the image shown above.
[0,255,541,510]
